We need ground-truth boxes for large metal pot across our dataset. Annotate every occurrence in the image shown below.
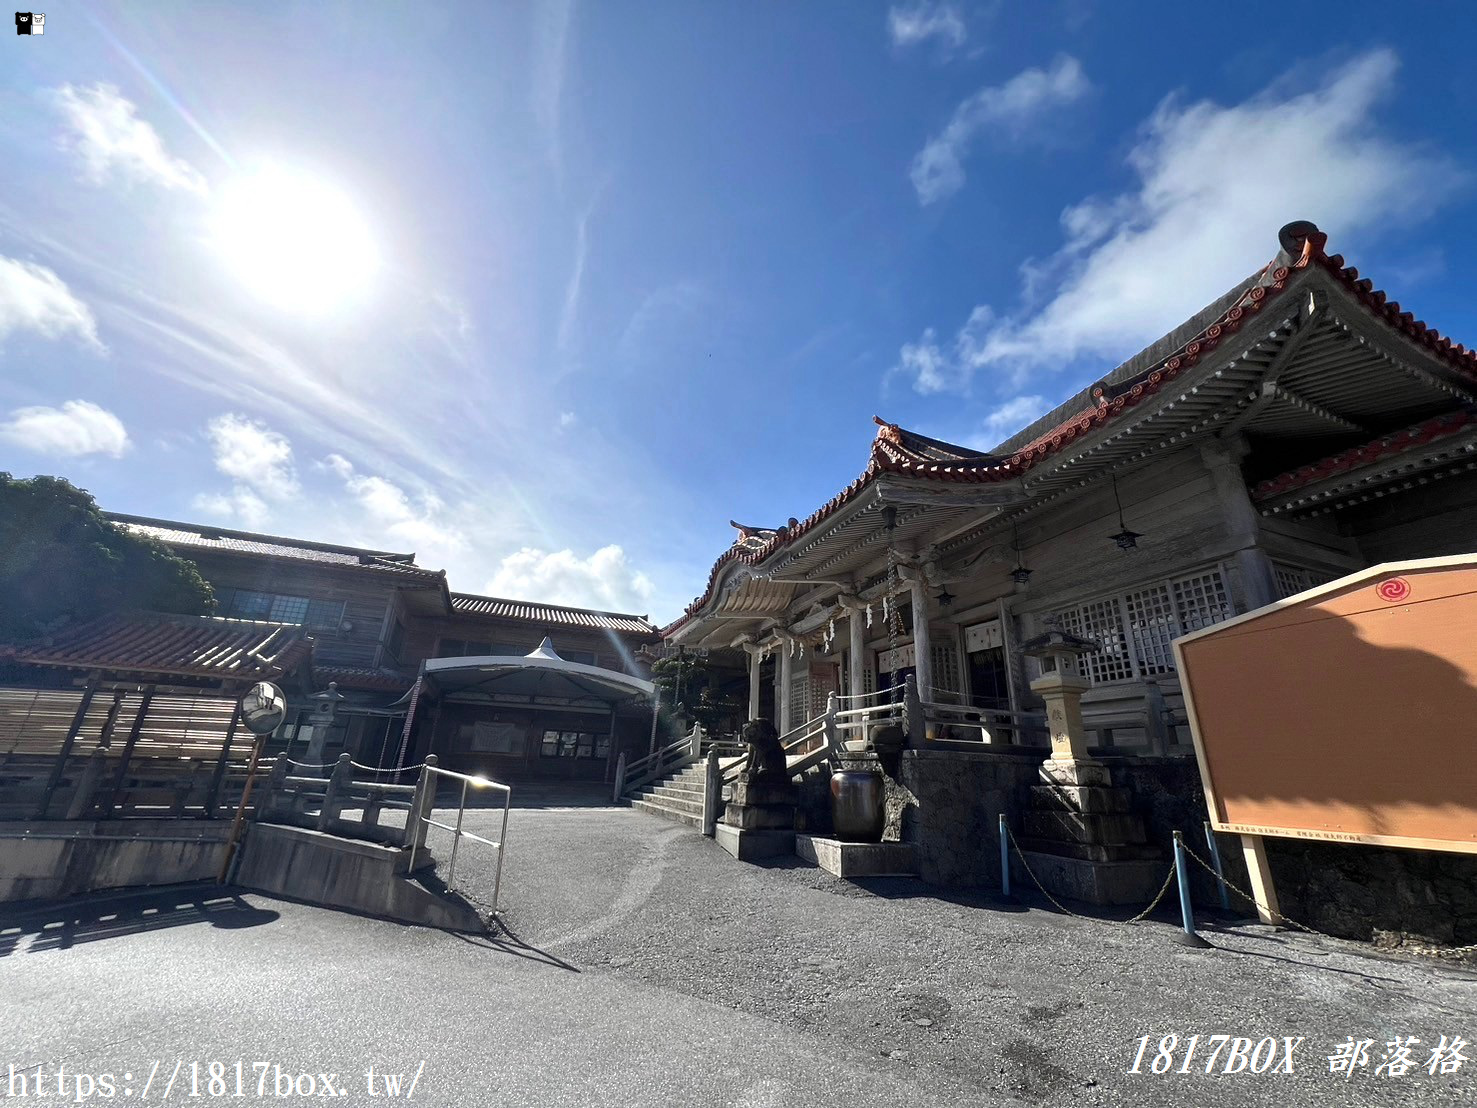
[830,768,885,843]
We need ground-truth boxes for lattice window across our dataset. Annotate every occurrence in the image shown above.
[787,674,809,731]
[1123,583,1178,676]
[1173,571,1233,632]
[1053,567,1233,685]
[931,639,963,701]
[1273,563,1334,600]
[306,599,345,632]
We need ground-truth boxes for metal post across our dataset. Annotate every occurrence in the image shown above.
[219,732,268,884]
[1173,831,1211,948]
[491,785,510,914]
[648,692,660,756]
[448,778,468,892]
[1203,821,1231,913]
[999,813,1012,900]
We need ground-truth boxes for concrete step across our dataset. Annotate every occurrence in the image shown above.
[642,783,703,803]
[631,798,702,828]
[634,789,703,815]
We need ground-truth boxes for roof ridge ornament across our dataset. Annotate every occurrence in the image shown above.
[527,636,563,661]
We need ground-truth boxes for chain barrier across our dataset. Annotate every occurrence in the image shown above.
[1005,824,1176,925]
[349,759,426,774]
[1178,837,1477,962]
[280,756,338,771]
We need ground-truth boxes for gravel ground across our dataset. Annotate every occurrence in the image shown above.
[3,801,1475,1107]
[440,802,1477,1107]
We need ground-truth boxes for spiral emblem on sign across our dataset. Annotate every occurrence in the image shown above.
[1376,577,1411,603]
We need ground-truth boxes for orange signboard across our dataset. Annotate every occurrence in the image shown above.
[1173,556,1477,854]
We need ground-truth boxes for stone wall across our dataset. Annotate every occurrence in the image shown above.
[1264,840,1477,946]
[892,748,1041,887]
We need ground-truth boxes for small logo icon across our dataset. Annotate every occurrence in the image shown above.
[1376,577,1411,603]
[15,11,42,34]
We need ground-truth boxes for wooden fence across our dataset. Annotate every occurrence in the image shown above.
[0,686,261,821]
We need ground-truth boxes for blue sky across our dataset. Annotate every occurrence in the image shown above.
[2,2,1475,624]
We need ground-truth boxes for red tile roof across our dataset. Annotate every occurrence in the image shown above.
[1,612,313,682]
[450,593,659,635]
[1251,409,1477,502]
[664,221,1477,636]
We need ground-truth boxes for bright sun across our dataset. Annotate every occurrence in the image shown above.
[212,164,380,313]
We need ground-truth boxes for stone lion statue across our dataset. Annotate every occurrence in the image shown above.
[741,717,788,783]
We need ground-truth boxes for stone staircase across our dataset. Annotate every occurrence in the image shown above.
[628,762,707,827]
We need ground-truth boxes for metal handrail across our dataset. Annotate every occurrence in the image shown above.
[408,765,511,914]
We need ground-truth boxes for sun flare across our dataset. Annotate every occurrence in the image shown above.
[211,164,379,313]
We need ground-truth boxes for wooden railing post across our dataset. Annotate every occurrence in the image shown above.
[612,751,628,803]
[318,753,353,831]
[823,691,839,757]
[1144,680,1172,756]
[903,673,924,747]
[65,748,108,820]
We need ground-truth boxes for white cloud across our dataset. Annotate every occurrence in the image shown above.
[485,546,655,613]
[558,411,577,430]
[192,488,270,529]
[896,49,1460,391]
[323,455,467,556]
[204,414,299,500]
[911,56,1089,205]
[979,395,1048,444]
[0,256,102,348]
[889,3,966,50]
[0,399,129,457]
[52,83,208,195]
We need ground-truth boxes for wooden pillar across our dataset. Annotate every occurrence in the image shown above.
[604,709,619,783]
[778,641,794,733]
[746,645,762,722]
[37,679,98,819]
[909,577,933,704]
[1240,833,1284,925]
[843,600,866,702]
[1202,437,1278,612]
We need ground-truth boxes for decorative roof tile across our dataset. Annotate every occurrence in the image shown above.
[1251,409,1477,502]
[2,613,313,682]
[449,593,658,635]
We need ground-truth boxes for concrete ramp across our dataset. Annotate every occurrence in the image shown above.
[235,823,487,932]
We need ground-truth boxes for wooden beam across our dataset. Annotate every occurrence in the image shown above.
[1222,295,1323,436]
[36,679,98,819]
[105,685,155,816]
[1239,833,1284,926]
[204,704,242,817]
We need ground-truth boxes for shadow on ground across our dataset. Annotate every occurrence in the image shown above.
[0,881,278,957]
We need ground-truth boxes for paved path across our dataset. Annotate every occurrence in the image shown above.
[3,803,1476,1107]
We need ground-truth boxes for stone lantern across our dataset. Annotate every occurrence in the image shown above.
[1021,627,1100,780]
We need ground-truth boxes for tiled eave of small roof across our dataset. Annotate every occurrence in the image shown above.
[1251,408,1477,513]
[1,612,313,682]
[314,664,416,692]
[108,514,447,584]
[450,593,659,635]
[662,221,1477,638]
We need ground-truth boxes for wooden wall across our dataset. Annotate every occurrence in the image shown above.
[188,552,403,670]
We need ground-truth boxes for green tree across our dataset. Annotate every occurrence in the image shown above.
[0,473,214,640]
[651,649,746,736]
